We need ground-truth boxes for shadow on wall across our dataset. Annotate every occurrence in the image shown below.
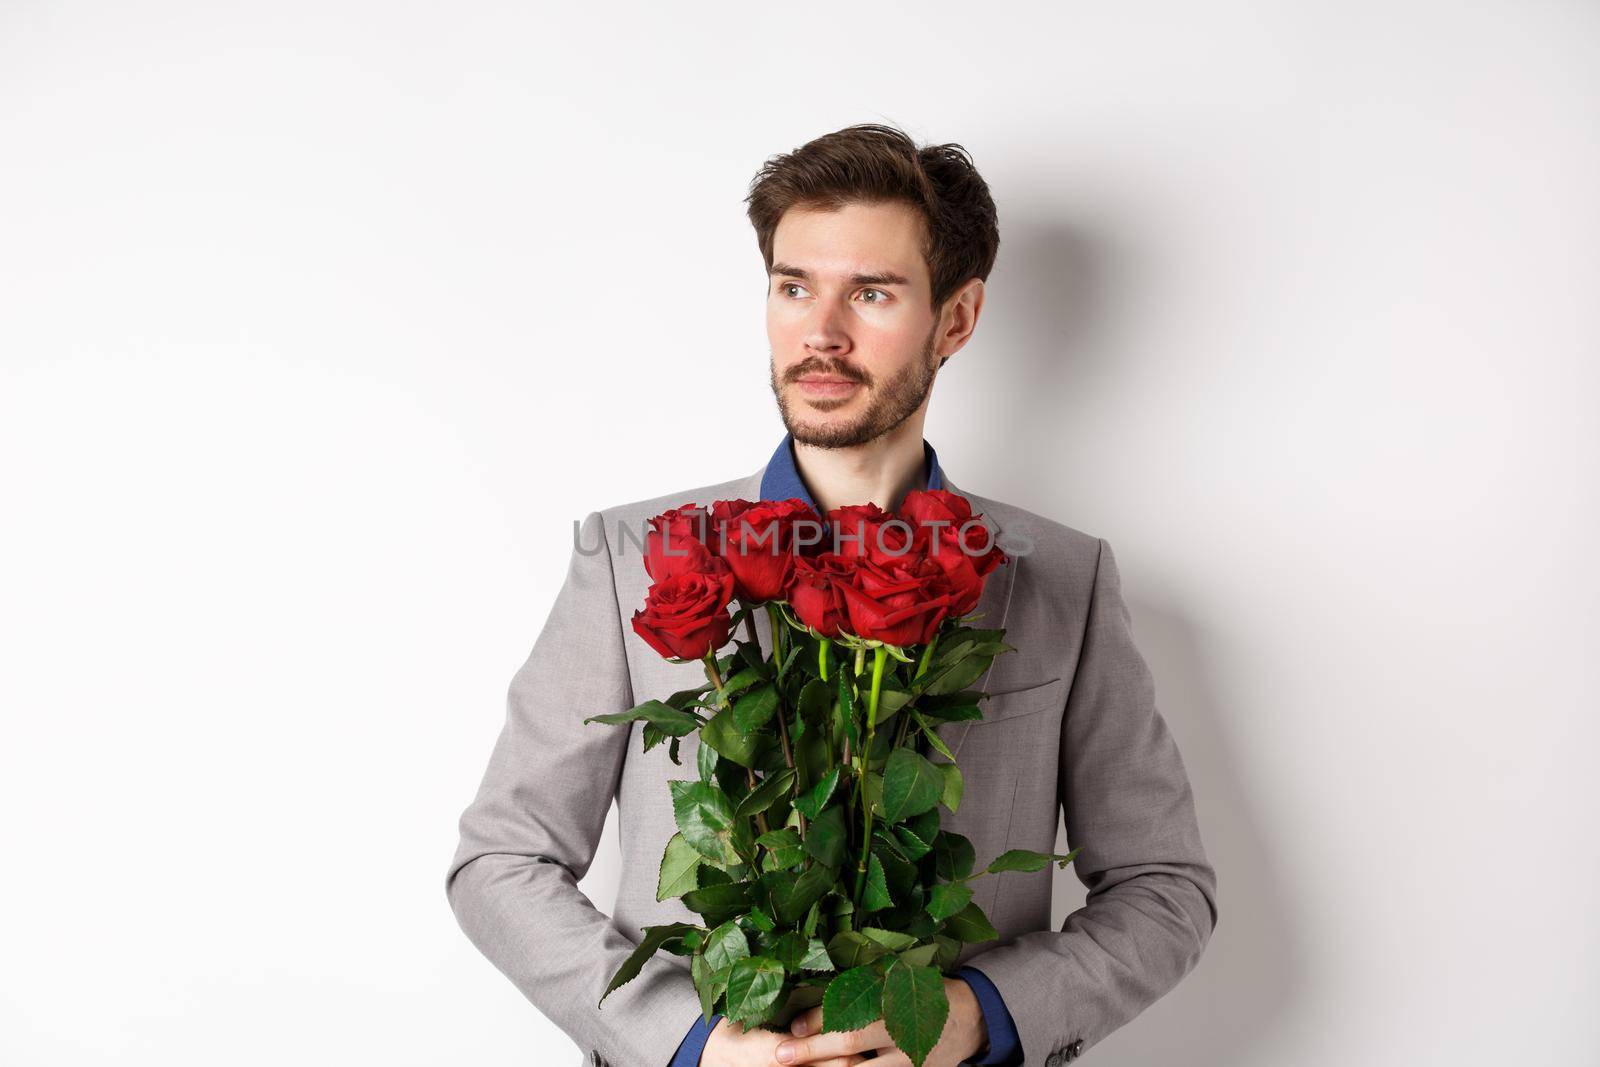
[1050,592,1285,1065]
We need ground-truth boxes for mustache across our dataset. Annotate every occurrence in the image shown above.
[787,360,870,385]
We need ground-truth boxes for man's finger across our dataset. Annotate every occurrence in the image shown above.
[789,1006,824,1036]
[774,1020,890,1064]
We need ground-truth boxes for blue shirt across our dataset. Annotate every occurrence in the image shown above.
[667,432,1023,1067]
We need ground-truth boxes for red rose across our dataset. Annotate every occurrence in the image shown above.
[924,552,988,617]
[631,560,736,661]
[707,498,759,548]
[708,498,824,603]
[900,489,1007,575]
[899,489,1008,615]
[827,502,918,566]
[785,551,857,639]
[834,555,953,647]
[644,505,717,583]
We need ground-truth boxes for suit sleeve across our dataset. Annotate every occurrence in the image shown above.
[444,510,706,1067]
[956,537,1219,1062]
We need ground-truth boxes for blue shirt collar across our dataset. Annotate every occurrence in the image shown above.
[758,431,944,512]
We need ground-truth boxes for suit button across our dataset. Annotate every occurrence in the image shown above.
[1045,1052,1064,1067]
[1072,1037,1086,1055]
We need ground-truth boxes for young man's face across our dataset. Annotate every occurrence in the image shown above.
[766,199,943,450]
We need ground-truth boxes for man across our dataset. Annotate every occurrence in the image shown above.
[446,124,1218,1067]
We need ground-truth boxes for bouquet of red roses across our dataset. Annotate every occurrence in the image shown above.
[584,489,1077,1067]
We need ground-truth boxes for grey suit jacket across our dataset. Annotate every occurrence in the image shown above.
[445,459,1218,1067]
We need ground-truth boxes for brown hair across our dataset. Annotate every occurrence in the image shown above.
[744,123,1000,367]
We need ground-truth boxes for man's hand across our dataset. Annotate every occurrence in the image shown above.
[702,1016,869,1067]
[772,976,988,1067]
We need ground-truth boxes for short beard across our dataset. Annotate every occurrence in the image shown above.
[771,323,939,450]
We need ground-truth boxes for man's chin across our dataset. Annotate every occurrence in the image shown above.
[787,422,877,449]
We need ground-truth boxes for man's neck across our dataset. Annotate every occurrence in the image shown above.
[791,420,929,515]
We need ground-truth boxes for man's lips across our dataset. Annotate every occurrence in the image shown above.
[796,376,861,397]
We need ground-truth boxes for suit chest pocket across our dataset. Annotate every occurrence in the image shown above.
[973,676,1067,726]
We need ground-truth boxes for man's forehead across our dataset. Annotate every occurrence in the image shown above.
[770,202,928,284]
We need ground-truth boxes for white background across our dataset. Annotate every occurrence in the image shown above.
[2,2,1596,1064]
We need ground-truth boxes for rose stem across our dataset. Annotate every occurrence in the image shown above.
[895,633,940,750]
[763,602,804,837]
[852,644,888,908]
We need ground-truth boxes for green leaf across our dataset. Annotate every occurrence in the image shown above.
[912,712,957,763]
[895,809,940,861]
[734,767,796,820]
[733,684,781,734]
[803,805,848,869]
[799,677,832,724]
[879,748,944,823]
[938,763,964,813]
[860,926,918,951]
[917,702,983,723]
[692,950,724,1026]
[662,926,706,955]
[756,827,805,870]
[794,766,842,819]
[933,831,975,881]
[822,965,884,1034]
[986,847,1081,874]
[746,906,776,932]
[861,853,893,913]
[854,772,879,817]
[897,942,939,968]
[696,733,718,782]
[670,780,737,864]
[872,835,917,899]
[800,937,834,971]
[777,642,803,680]
[598,922,698,1006]
[826,930,885,970]
[666,686,714,710]
[583,699,702,735]
[680,880,757,918]
[942,900,999,944]
[703,920,750,974]
[926,882,972,922]
[931,934,962,972]
[876,686,914,717]
[932,637,976,666]
[803,898,823,939]
[725,956,786,1026]
[657,832,702,901]
[777,860,836,924]
[721,666,764,698]
[701,705,760,767]
[881,958,949,1067]
[737,640,767,674]
[769,930,809,970]
[918,652,992,697]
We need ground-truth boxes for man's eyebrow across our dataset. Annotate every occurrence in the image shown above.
[769,262,912,287]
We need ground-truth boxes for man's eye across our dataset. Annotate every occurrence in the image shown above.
[779,283,804,298]
[859,288,887,303]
